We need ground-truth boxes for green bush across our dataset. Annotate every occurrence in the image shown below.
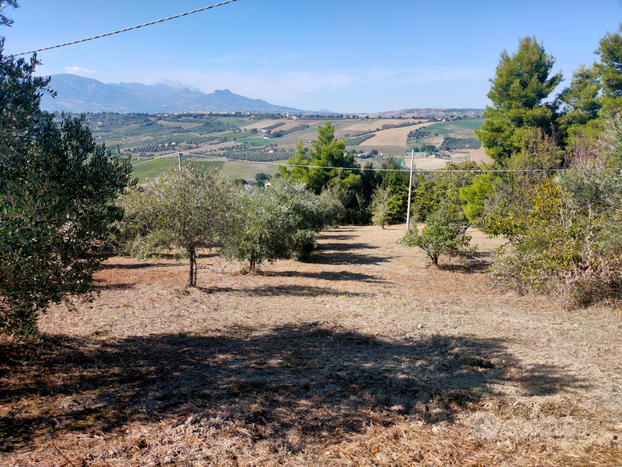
[399,208,473,266]
[121,163,238,287]
[1,48,133,337]
[490,160,622,307]
[222,179,344,270]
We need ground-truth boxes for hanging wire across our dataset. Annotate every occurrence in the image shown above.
[140,155,622,173]
[11,0,238,57]
[250,160,622,173]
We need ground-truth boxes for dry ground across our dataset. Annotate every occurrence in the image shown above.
[1,226,621,466]
[359,124,430,148]
[405,157,450,171]
[469,147,493,164]
[240,121,320,132]
[340,120,421,133]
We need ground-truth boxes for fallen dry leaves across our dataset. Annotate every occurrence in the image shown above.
[1,225,621,466]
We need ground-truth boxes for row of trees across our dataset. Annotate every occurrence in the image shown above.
[475,30,622,162]
[279,123,413,226]
[120,164,344,286]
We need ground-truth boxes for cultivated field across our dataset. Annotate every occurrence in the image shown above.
[241,120,319,132]
[407,157,456,171]
[360,123,430,147]
[470,147,493,164]
[1,226,621,466]
[83,114,489,182]
[222,160,286,180]
[335,119,421,133]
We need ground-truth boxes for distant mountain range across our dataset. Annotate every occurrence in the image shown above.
[41,74,303,114]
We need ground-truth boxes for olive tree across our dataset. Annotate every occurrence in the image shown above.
[122,163,239,287]
[0,46,134,337]
[223,179,344,270]
[399,207,473,266]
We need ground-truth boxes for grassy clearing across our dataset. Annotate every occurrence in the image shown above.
[158,121,203,129]
[131,157,224,182]
[1,226,620,466]
[222,160,286,180]
[236,137,272,146]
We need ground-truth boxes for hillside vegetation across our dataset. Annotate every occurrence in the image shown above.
[78,113,486,182]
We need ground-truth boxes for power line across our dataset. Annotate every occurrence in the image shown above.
[175,156,621,173]
[134,152,622,173]
[256,160,622,173]
[11,0,238,57]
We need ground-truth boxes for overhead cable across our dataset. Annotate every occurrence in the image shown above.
[12,0,238,57]
[257,161,622,173]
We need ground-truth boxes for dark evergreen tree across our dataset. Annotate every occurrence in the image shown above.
[475,37,563,163]
[0,44,134,337]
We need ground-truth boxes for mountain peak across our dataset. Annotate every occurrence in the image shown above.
[157,79,202,93]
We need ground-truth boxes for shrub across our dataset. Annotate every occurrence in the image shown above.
[222,180,344,270]
[399,207,473,266]
[490,160,622,307]
[371,186,395,229]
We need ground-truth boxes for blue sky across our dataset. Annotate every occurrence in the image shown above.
[2,0,621,113]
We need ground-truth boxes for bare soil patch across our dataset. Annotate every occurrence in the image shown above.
[359,123,430,148]
[469,147,493,164]
[1,226,621,466]
[240,120,319,132]
[341,120,420,133]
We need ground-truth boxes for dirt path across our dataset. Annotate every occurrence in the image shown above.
[1,226,621,466]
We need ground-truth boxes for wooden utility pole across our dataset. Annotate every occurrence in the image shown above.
[405,148,415,230]
[178,151,183,170]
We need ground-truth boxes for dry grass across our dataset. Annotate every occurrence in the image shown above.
[359,123,430,147]
[341,120,420,133]
[240,120,319,131]
[1,226,621,466]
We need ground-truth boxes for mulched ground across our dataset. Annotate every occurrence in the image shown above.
[1,225,621,466]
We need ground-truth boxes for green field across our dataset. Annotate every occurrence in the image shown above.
[130,156,286,183]
[131,158,224,183]
[421,118,484,136]
[158,121,202,130]
[214,117,255,128]
[237,137,272,146]
[222,160,287,180]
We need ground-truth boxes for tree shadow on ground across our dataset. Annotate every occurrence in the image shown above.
[101,252,217,270]
[0,324,586,454]
[93,281,137,291]
[101,262,182,270]
[317,234,356,241]
[266,270,384,283]
[438,252,493,274]
[199,285,373,298]
[312,242,390,266]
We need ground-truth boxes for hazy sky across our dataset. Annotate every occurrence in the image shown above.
[2,0,621,113]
